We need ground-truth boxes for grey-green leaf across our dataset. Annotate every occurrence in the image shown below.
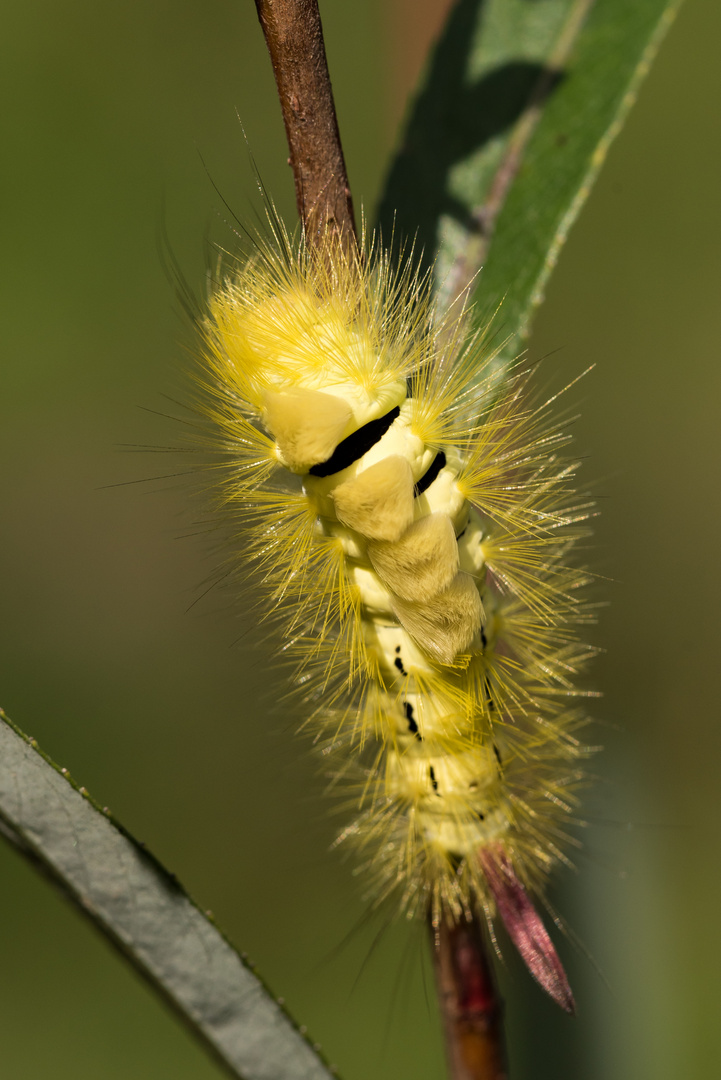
[377,0,681,349]
[0,710,335,1080]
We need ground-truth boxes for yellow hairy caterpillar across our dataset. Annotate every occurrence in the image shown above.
[200,222,594,1013]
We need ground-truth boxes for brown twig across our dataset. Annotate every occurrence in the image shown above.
[430,914,507,1080]
[254,0,357,252]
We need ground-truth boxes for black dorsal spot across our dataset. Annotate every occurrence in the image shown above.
[429,765,439,793]
[403,701,422,740]
[484,675,495,711]
[308,406,400,477]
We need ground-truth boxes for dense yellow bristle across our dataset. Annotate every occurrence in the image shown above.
[197,221,597,973]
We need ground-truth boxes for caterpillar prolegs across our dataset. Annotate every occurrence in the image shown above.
[202,226,594,1012]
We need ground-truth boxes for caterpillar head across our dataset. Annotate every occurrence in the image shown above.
[209,272,408,473]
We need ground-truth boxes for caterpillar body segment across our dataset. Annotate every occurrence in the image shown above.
[202,229,593,1012]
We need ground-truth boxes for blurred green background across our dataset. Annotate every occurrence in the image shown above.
[1,1,719,1077]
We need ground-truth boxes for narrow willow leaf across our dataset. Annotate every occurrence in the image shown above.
[0,710,336,1080]
[378,0,681,347]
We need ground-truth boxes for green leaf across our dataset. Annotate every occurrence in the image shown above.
[378,0,681,348]
[0,710,336,1080]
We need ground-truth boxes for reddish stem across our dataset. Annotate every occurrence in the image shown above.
[430,915,507,1080]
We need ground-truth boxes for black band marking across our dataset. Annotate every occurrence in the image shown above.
[414,451,446,497]
[308,406,401,477]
